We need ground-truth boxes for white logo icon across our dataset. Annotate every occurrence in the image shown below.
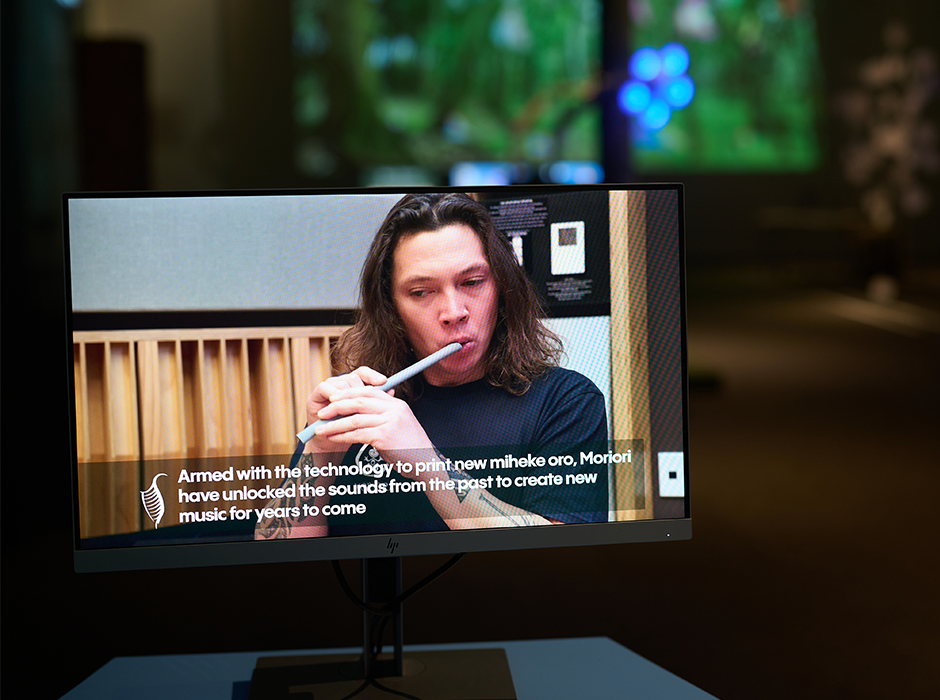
[140,473,168,528]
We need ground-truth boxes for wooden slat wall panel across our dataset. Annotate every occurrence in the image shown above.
[194,339,232,458]
[74,343,89,462]
[104,341,140,534]
[74,342,94,537]
[289,336,333,441]
[104,341,139,459]
[193,339,211,457]
[76,342,114,538]
[71,327,346,536]
[181,340,199,458]
[290,337,313,434]
[74,340,140,538]
[83,342,106,461]
[138,339,186,529]
[250,337,294,456]
[609,190,653,521]
[139,339,187,460]
[226,337,252,455]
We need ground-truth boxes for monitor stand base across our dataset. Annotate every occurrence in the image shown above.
[248,558,516,699]
[248,648,516,699]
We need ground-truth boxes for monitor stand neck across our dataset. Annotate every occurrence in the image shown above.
[248,557,516,699]
[361,556,403,679]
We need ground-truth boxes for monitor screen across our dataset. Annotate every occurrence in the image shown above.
[64,184,689,572]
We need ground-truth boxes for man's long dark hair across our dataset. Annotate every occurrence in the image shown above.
[332,192,562,400]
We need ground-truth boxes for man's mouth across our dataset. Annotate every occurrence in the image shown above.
[450,338,474,352]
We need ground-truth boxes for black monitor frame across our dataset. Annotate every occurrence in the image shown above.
[64,184,690,574]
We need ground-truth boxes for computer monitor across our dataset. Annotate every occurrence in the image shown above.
[63,184,689,695]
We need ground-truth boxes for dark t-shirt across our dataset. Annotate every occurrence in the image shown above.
[304,367,609,535]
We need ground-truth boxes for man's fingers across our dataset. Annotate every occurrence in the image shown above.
[315,412,383,441]
[350,365,388,387]
[319,392,392,421]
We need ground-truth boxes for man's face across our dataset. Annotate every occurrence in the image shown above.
[391,223,499,386]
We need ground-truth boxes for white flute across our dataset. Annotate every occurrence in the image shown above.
[296,342,463,443]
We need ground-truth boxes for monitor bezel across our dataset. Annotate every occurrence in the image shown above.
[63,183,691,574]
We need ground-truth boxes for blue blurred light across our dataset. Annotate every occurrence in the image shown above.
[450,162,513,187]
[663,75,695,109]
[547,161,604,184]
[639,99,672,131]
[617,81,651,115]
[660,42,690,77]
[625,42,693,134]
[629,47,662,82]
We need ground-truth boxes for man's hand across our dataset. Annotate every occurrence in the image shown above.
[302,366,389,454]
[313,381,434,457]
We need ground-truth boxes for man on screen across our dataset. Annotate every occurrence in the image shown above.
[256,192,607,539]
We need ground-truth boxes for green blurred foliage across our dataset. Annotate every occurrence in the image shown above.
[291,0,601,182]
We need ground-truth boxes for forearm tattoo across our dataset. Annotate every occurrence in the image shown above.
[446,468,472,503]
[478,491,544,527]
[478,490,512,517]
[437,449,539,525]
[255,453,317,540]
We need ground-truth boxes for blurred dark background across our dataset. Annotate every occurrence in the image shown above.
[2,1,938,699]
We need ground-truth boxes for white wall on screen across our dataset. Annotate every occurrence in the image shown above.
[69,193,403,312]
[543,315,612,437]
